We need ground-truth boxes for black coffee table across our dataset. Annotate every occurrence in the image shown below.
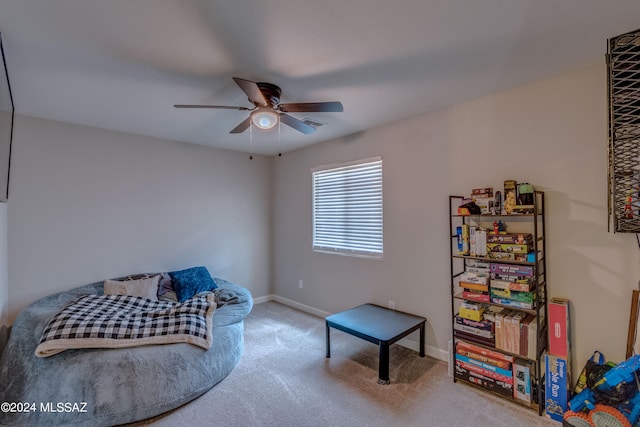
[325,303,426,384]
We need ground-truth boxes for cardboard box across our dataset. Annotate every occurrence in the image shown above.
[462,290,490,302]
[454,322,493,338]
[505,311,524,354]
[475,229,487,256]
[513,359,532,403]
[467,259,491,269]
[518,316,529,357]
[490,278,534,292]
[472,187,494,197]
[486,252,529,262]
[453,331,495,348]
[456,354,513,378]
[455,224,472,251]
[459,306,485,322]
[466,266,490,275]
[487,242,532,254]
[456,341,513,370]
[472,196,493,215]
[455,359,513,384]
[490,297,534,310]
[527,318,538,360]
[490,287,535,304]
[456,340,514,362]
[455,315,493,332]
[527,250,542,263]
[504,180,517,207]
[512,205,535,214]
[469,227,477,257]
[490,263,534,277]
[548,297,570,358]
[460,272,489,284]
[486,233,533,244]
[494,310,507,351]
[459,281,489,292]
[454,362,513,398]
[545,354,571,422]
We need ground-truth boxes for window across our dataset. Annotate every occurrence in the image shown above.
[312,157,383,259]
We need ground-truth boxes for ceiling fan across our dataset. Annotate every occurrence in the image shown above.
[174,77,343,135]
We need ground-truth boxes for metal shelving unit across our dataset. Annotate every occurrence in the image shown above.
[448,190,548,415]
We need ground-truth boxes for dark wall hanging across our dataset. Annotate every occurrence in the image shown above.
[608,28,640,232]
[0,32,14,202]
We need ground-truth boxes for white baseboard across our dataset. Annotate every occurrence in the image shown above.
[272,295,332,318]
[252,294,274,305]
[392,336,448,362]
[254,295,448,363]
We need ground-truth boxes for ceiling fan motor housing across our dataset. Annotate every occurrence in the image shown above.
[256,82,282,107]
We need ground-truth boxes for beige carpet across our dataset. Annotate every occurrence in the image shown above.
[131,301,557,427]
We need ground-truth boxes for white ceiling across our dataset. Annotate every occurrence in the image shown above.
[0,0,639,155]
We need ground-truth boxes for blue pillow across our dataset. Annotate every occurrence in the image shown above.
[169,266,218,302]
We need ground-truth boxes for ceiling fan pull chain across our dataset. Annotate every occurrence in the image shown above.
[249,120,254,160]
[275,119,282,157]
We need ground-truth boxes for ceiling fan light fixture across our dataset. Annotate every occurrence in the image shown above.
[251,108,279,130]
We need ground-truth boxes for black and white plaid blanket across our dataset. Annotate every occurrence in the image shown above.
[35,293,215,357]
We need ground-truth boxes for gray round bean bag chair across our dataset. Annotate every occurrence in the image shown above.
[0,278,252,426]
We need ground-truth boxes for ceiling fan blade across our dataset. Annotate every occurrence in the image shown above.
[279,113,317,135]
[232,77,268,106]
[278,101,343,113]
[229,117,252,134]
[174,104,251,110]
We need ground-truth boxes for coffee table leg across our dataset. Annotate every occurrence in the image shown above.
[326,321,331,358]
[419,322,425,357]
[378,342,390,385]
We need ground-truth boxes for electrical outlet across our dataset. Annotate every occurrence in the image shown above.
[388,300,396,310]
[298,279,303,289]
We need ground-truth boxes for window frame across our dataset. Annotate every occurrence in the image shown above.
[311,156,383,259]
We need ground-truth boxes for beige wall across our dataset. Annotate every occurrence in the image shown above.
[7,115,272,322]
[273,62,640,374]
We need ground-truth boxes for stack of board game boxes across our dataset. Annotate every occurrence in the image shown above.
[456,229,540,263]
[489,262,536,310]
[455,258,542,404]
[456,260,541,357]
[454,340,535,403]
[456,260,493,347]
[486,232,534,262]
[458,260,537,310]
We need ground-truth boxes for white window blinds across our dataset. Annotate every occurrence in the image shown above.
[312,157,383,259]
